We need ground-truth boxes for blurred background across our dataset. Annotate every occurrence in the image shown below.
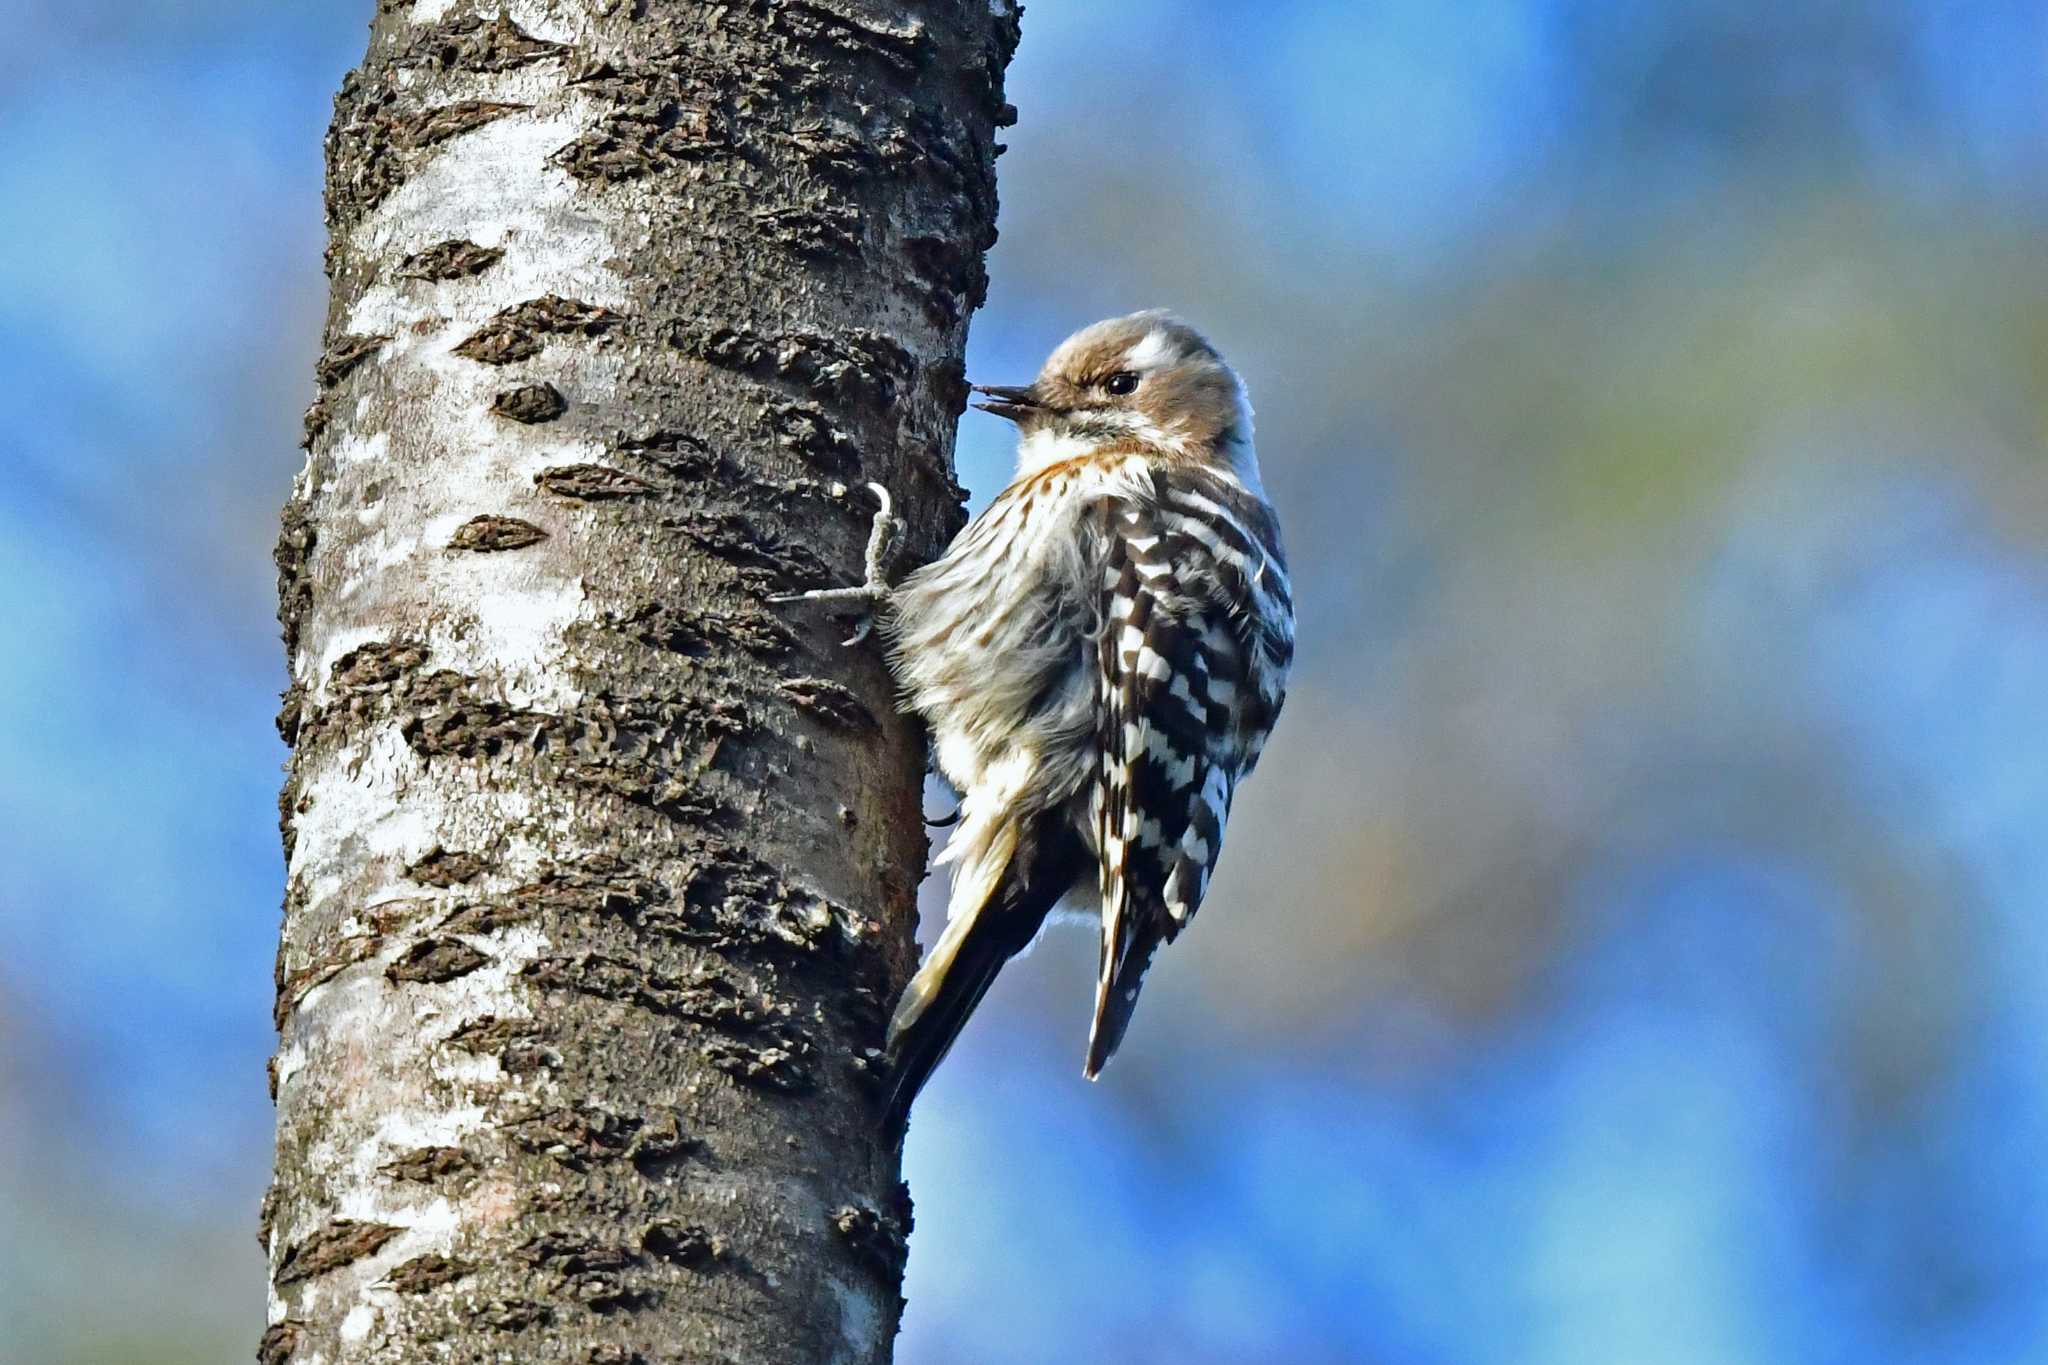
[5,1,2048,1361]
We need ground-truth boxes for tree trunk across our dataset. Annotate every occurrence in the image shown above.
[263,4,1016,1362]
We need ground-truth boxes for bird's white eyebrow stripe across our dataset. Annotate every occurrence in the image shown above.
[1123,328,1176,371]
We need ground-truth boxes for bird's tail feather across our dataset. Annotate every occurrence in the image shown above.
[1083,922,1164,1079]
[882,819,1083,1131]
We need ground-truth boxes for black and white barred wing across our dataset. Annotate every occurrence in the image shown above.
[1085,474,1291,1076]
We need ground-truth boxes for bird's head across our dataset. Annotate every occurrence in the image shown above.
[973,311,1254,475]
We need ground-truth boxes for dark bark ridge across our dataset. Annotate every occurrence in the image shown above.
[268,3,1018,1362]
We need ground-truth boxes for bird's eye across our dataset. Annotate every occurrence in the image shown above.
[1105,371,1139,396]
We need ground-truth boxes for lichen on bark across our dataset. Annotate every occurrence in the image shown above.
[265,3,1018,1361]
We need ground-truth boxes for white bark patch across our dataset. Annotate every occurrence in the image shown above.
[349,101,619,296]
[329,429,391,473]
[307,79,637,716]
[828,1273,887,1365]
[286,730,430,914]
[313,376,605,709]
[281,911,554,1331]
[273,1039,311,1101]
[282,712,554,930]
[417,531,595,707]
[407,0,585,43]
[339,1304,378,1345]
[432,1048,505,1089]
[311,404,600,716]
[367,1104,493,1162]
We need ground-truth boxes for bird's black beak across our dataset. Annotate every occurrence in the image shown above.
[970,383,1041,424]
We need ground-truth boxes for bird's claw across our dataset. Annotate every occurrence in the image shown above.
[768,482,902,646]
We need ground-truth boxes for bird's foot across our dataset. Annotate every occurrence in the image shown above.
[770,482,903,645]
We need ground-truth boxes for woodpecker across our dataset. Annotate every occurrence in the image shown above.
[778,311,1293,1126]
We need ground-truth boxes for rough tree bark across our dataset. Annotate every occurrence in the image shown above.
[263,4,1016,1362]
